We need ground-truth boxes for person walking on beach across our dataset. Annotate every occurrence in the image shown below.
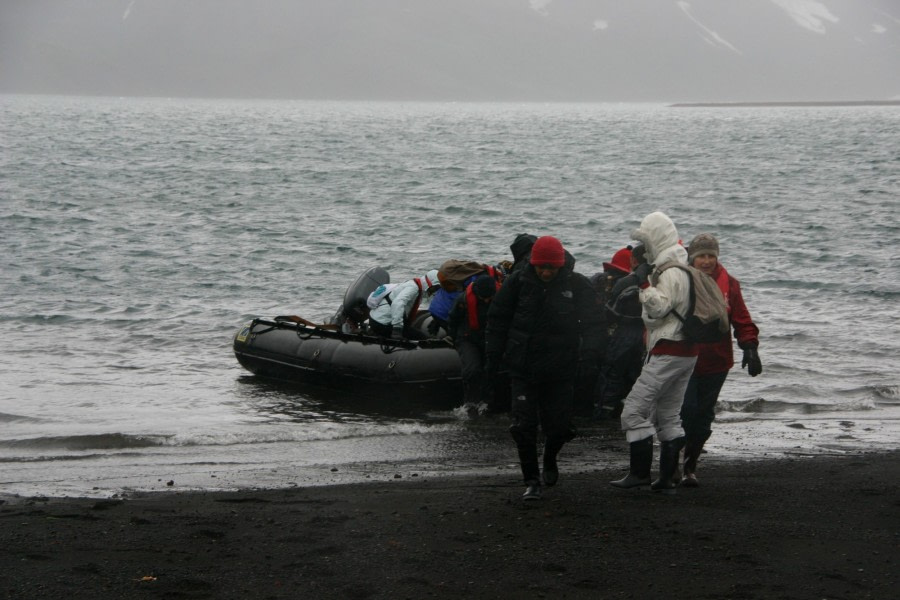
[609,211,697,494]
[485,235,605,501]
[680,233,762,486]
[589,244,647,420]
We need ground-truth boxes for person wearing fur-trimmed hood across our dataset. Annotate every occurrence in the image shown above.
[609,211,698,494]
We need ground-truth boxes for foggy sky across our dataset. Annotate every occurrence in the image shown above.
[1,0,898,102]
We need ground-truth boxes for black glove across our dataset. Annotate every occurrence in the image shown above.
[742,347,762,377]
[633,262,653,287]
[611,273,640,298]
[391,326,404,340]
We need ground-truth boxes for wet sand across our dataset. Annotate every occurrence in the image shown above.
[1,451,897,599]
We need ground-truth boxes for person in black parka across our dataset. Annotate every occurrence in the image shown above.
[591,244,647,420]
[485,236,606,502]
[508,233,537,274]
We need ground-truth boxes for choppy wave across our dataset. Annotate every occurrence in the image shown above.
[719,397,878,414]
[0,452,150,464]
[0,422,460,454]
[0,433,173,451]
[872,385,900,404]
[0,412,42,424]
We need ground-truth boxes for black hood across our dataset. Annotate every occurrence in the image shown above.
[510,233,537,264]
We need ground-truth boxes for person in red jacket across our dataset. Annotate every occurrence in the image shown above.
[680,233,762,486]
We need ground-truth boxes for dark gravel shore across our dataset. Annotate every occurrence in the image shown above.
[1,452,897,600]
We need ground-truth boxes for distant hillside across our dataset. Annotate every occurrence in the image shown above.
[1,0,897,102]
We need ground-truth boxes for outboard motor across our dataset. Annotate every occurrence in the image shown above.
[331,266,390,333]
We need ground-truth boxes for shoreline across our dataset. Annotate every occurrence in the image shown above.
[1,451,896,599]
[2,409,899,500]
[669,100,900,108]
[5,406,900,500]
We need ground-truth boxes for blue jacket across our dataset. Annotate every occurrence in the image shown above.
[429,274,479,321]
[428,288,460,322]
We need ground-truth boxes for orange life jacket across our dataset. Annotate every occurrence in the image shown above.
[408,278,425,321]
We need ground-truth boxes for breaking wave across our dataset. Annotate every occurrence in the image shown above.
[0,422,459,454]
[719,397,878,415]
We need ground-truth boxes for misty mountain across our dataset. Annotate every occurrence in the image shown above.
[1,0,897,102]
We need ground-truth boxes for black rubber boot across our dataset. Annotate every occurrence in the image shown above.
[610,436,653,488]
[522,481,542,501]
[682,435,706,487]
[542,438,565,487]
[652,437,686,494]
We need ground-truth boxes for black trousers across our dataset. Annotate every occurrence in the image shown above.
[508,377,576,483]
[456,339,491,405]
[680,370,729,441]
[509,377,576,441]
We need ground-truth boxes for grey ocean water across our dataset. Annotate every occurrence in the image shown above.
[1,95,898,498]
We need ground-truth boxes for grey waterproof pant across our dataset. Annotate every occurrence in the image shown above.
[620,353,697,443]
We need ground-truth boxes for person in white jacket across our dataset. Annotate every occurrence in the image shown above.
[368,269,442,340]
[609,211,698,494]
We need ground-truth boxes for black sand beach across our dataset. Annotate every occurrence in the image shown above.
[1,452,897,599]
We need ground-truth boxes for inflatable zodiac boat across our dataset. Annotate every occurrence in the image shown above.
[233,267,463,403]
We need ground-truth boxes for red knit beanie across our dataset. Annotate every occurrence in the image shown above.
[530,236,565,267]
[603,246,632,275]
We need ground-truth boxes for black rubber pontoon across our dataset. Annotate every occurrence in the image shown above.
[233,266,462,403]
[233,318,462,402]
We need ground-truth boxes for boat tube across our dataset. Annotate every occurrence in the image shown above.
[233,267,463,403]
